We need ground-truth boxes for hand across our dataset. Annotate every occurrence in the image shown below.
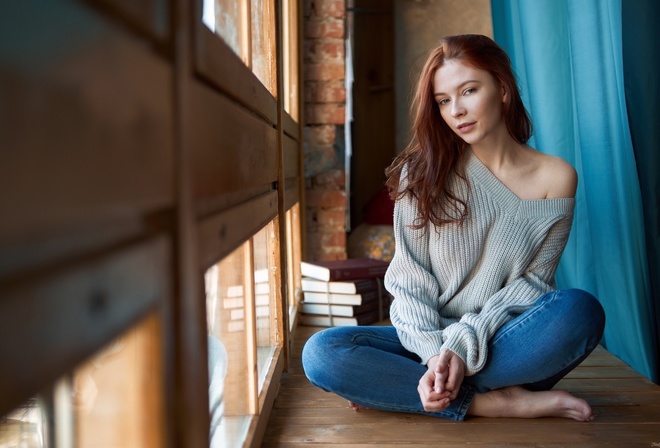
[432,349,465,401]
[417,360,452,412]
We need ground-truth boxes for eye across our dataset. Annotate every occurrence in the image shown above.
[464,88,476,96]
[437,98,449,106]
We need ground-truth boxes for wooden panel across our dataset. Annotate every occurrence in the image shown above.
[198,192,278,270]
[87,0,170,41]
[0,2,174,276]
[188,81,278,217]
[283,111,299,140]
[284,179,300,211]
[194,21,277,125]
[0,236,170,417]
[283,134,300,180]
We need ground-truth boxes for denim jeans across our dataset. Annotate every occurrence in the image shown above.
[302,288,605,421]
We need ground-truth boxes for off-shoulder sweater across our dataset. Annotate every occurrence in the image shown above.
[384,151,575,376]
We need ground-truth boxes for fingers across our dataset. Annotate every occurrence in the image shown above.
[418,383,451,412]
[450,353,466,399]
[418,367,451,412]
[419,350,467,412]
[437,350,465,400]
[433,363,445,393]
[433,350,451,393]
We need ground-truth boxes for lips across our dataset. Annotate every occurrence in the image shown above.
[457,122,476,133]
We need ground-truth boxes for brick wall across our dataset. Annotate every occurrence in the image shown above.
[303,0,347,261]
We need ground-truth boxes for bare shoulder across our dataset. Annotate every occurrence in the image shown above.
[538,153,578,199]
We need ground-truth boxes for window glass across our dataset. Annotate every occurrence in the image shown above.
[206,245,251,447]
[72,315,164,448]
[283,0,299,119]
[0,397,47,448]
[286,204,302,328]
[203,0,249,64]
[252,223,277,393]
[203,0,277,96]
[251,0,277,95]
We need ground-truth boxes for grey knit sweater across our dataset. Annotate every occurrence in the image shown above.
[385,151,575,376]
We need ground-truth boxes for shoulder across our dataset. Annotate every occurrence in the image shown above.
[535,152,577,199]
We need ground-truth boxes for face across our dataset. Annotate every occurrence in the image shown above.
[432,59,507,147]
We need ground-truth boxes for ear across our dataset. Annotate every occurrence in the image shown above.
[501,85,507,103]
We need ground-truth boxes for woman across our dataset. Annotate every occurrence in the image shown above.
[302,34,605,422]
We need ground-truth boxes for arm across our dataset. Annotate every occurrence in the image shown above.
[385,186,445,366]
[441,213,574,376]
[385,173,466,408]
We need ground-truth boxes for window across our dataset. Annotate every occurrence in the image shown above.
[0,1,302,446]
[286,203,303,329]
[0,315,164,448]
[195,0,303,445]
[205,221,281,446]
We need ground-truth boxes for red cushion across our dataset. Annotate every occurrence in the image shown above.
[363,187,395,226]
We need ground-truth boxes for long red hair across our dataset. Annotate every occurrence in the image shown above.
[385,34,532,228]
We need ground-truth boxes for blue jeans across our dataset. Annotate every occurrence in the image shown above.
[302,288,605,421]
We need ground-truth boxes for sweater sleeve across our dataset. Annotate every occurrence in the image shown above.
[440,213,574,376]
[384,188,445,365]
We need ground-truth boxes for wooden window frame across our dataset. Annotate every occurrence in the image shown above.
[186,0,304,446]
[0,0,303,446]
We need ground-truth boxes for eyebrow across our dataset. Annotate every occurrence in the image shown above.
[434,80,480,97]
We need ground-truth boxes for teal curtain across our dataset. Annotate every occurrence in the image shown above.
[622,0,660,384]
[491,0,658,382]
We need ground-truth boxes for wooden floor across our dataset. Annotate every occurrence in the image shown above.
[263,324,660,447]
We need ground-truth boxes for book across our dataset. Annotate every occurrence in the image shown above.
[300,310,382,327]
[300,299,378,317]
[301,277,381,295]
[300,258,389,282]
[302,288,379,306]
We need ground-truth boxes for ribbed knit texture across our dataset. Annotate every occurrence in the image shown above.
[385,151,575,375]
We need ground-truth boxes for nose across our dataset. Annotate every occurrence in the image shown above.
[451,99,465,118]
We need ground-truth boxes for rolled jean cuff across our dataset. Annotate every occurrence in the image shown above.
[433,385,475,422]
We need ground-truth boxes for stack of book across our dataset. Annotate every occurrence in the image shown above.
[299,258,392,327]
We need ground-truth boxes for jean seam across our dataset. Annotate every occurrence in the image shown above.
[342,388,473,422]
[489,290,558,346]
[349,330,401,347]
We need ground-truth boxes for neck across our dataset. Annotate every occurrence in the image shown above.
[470,129,523,171]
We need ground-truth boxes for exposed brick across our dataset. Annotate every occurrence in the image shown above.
[304,20,344,39]
[321,229,347,247]
[305,188,346,208]
[304,0,345,19]
[307,231,347,261]
[308,243,347,262]
[318,251,347,261]
[305,40,345,63]
[304,63,344,81]
[313,81,346,103]
[315,0,346,18]
[305,103,345,125]
[305,124,337,146]
[304,83,316,102]
[304,144,338,176]
[317,208,346,227]
[303,3,347,261]
[305,81,346,103]
[314,168,345,187]
[306,209,318,226]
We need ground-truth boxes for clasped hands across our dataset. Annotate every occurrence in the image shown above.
[418,348,465,412]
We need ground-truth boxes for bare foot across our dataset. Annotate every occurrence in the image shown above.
[467,386,594,422]
[347,400,368,412]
